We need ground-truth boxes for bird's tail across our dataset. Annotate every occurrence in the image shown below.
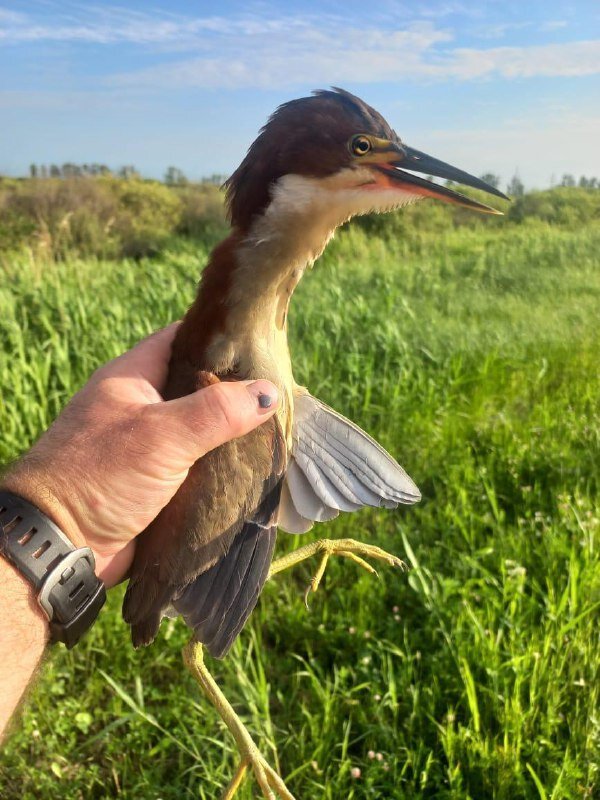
[173,516,278,658]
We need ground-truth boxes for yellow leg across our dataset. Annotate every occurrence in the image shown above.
[268,537,405,604]
[184,538,403,798]
[221,760,248,800]
[183,641,296,800]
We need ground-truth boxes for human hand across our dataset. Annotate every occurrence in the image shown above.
[2,324,279,587]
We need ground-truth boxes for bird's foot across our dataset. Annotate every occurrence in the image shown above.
[183,641,296,800]
[268,537,405,606]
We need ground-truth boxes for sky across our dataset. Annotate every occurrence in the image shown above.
[0,1,599,189]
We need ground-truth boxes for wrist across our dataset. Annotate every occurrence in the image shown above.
[0,488,107,648]
[1,467,133,587]
[2,466,90,553]
[0,551,50,641]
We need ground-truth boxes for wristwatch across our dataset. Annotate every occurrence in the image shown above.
[0,490,106,648]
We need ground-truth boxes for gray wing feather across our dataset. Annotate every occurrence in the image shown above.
[297,437,384,506]
[300,416,414,503]
[294,449,364,511]
[285,459,340,522]
[278,480,315,534]
[282,391,420,530]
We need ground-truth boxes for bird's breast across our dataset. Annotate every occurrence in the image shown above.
[205,322,295,448]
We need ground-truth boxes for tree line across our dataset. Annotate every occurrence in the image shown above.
[23,164,600,193]
[27,164,227,186]
[479,172,599,196]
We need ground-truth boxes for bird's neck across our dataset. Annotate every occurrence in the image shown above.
[175,198,338,378]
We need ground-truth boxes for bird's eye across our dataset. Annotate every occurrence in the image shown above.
[350,135,372,156]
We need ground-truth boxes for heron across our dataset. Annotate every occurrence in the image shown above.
[122,88,506,799]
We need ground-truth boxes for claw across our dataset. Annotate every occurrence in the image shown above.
[270,538,406,604]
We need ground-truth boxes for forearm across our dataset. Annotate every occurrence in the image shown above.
[0,557,49,739]
[0,469,87,740]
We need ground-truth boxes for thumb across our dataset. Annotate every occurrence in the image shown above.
[144,379,280,464]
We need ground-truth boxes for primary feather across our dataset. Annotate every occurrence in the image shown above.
[279,391,421,534]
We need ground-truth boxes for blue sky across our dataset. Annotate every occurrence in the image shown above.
[1,1,599,188]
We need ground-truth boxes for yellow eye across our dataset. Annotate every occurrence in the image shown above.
[350,135,372,156]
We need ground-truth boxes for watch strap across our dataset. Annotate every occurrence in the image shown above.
[0,490,106,648]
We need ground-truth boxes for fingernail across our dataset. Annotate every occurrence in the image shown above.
[246,381,279,412]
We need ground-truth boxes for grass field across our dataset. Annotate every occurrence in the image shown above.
[1,217,599,799]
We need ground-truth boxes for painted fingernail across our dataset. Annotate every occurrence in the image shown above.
[246,381,279,412]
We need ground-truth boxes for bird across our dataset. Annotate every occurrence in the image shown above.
[122,87,506,799]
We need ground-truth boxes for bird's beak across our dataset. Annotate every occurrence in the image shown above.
[372,140,508,215]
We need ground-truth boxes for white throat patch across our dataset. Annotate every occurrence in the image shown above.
[254,167,422,258]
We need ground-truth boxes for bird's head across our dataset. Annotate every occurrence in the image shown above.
[225,87,507,234]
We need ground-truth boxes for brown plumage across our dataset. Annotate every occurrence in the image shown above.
[123,351,286,654]
[225,88,398,231]
[122,88,505,656]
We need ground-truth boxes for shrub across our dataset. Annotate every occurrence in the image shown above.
[176,182,228,239]
[508,187,600,225]
[109,178,183,258]
[0,177,120,259]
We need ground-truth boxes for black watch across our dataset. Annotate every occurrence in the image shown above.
[0,490,106,648]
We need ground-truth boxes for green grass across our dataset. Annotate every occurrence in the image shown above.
[1,218,599,799]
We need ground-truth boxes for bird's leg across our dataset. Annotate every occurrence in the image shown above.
[268,537,405,605]
[182,641,296,800]
[183,540,402,798]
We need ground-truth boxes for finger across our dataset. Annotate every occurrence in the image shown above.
[143,379,280,464]
[101,323,181,389]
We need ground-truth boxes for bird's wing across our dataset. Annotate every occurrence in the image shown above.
[123,371,287,657]
[279,390,420,533]
[172,431,284,658]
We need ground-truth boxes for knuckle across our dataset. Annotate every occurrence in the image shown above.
[136,404,161,440]
[91,360,116,385]
[121,407,161,459]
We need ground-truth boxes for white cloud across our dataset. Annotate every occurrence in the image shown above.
[446,40,600,79]
[1,4,599,89]
[541,20,568,31]
[106,33,600,89]
[0,6,335,45]
[0,8,26,24]
[471,21,530,40]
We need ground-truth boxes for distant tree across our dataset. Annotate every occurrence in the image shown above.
[29,164,38,178]
[164,166,188,186]
[506,173,525,198]
[578,175,598,189]
[118,165,140,180]
[50,164,61,178]
[480,172,501,189]
[62,163,82,178]
[205,173,228,186]
[560,173,576,188]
